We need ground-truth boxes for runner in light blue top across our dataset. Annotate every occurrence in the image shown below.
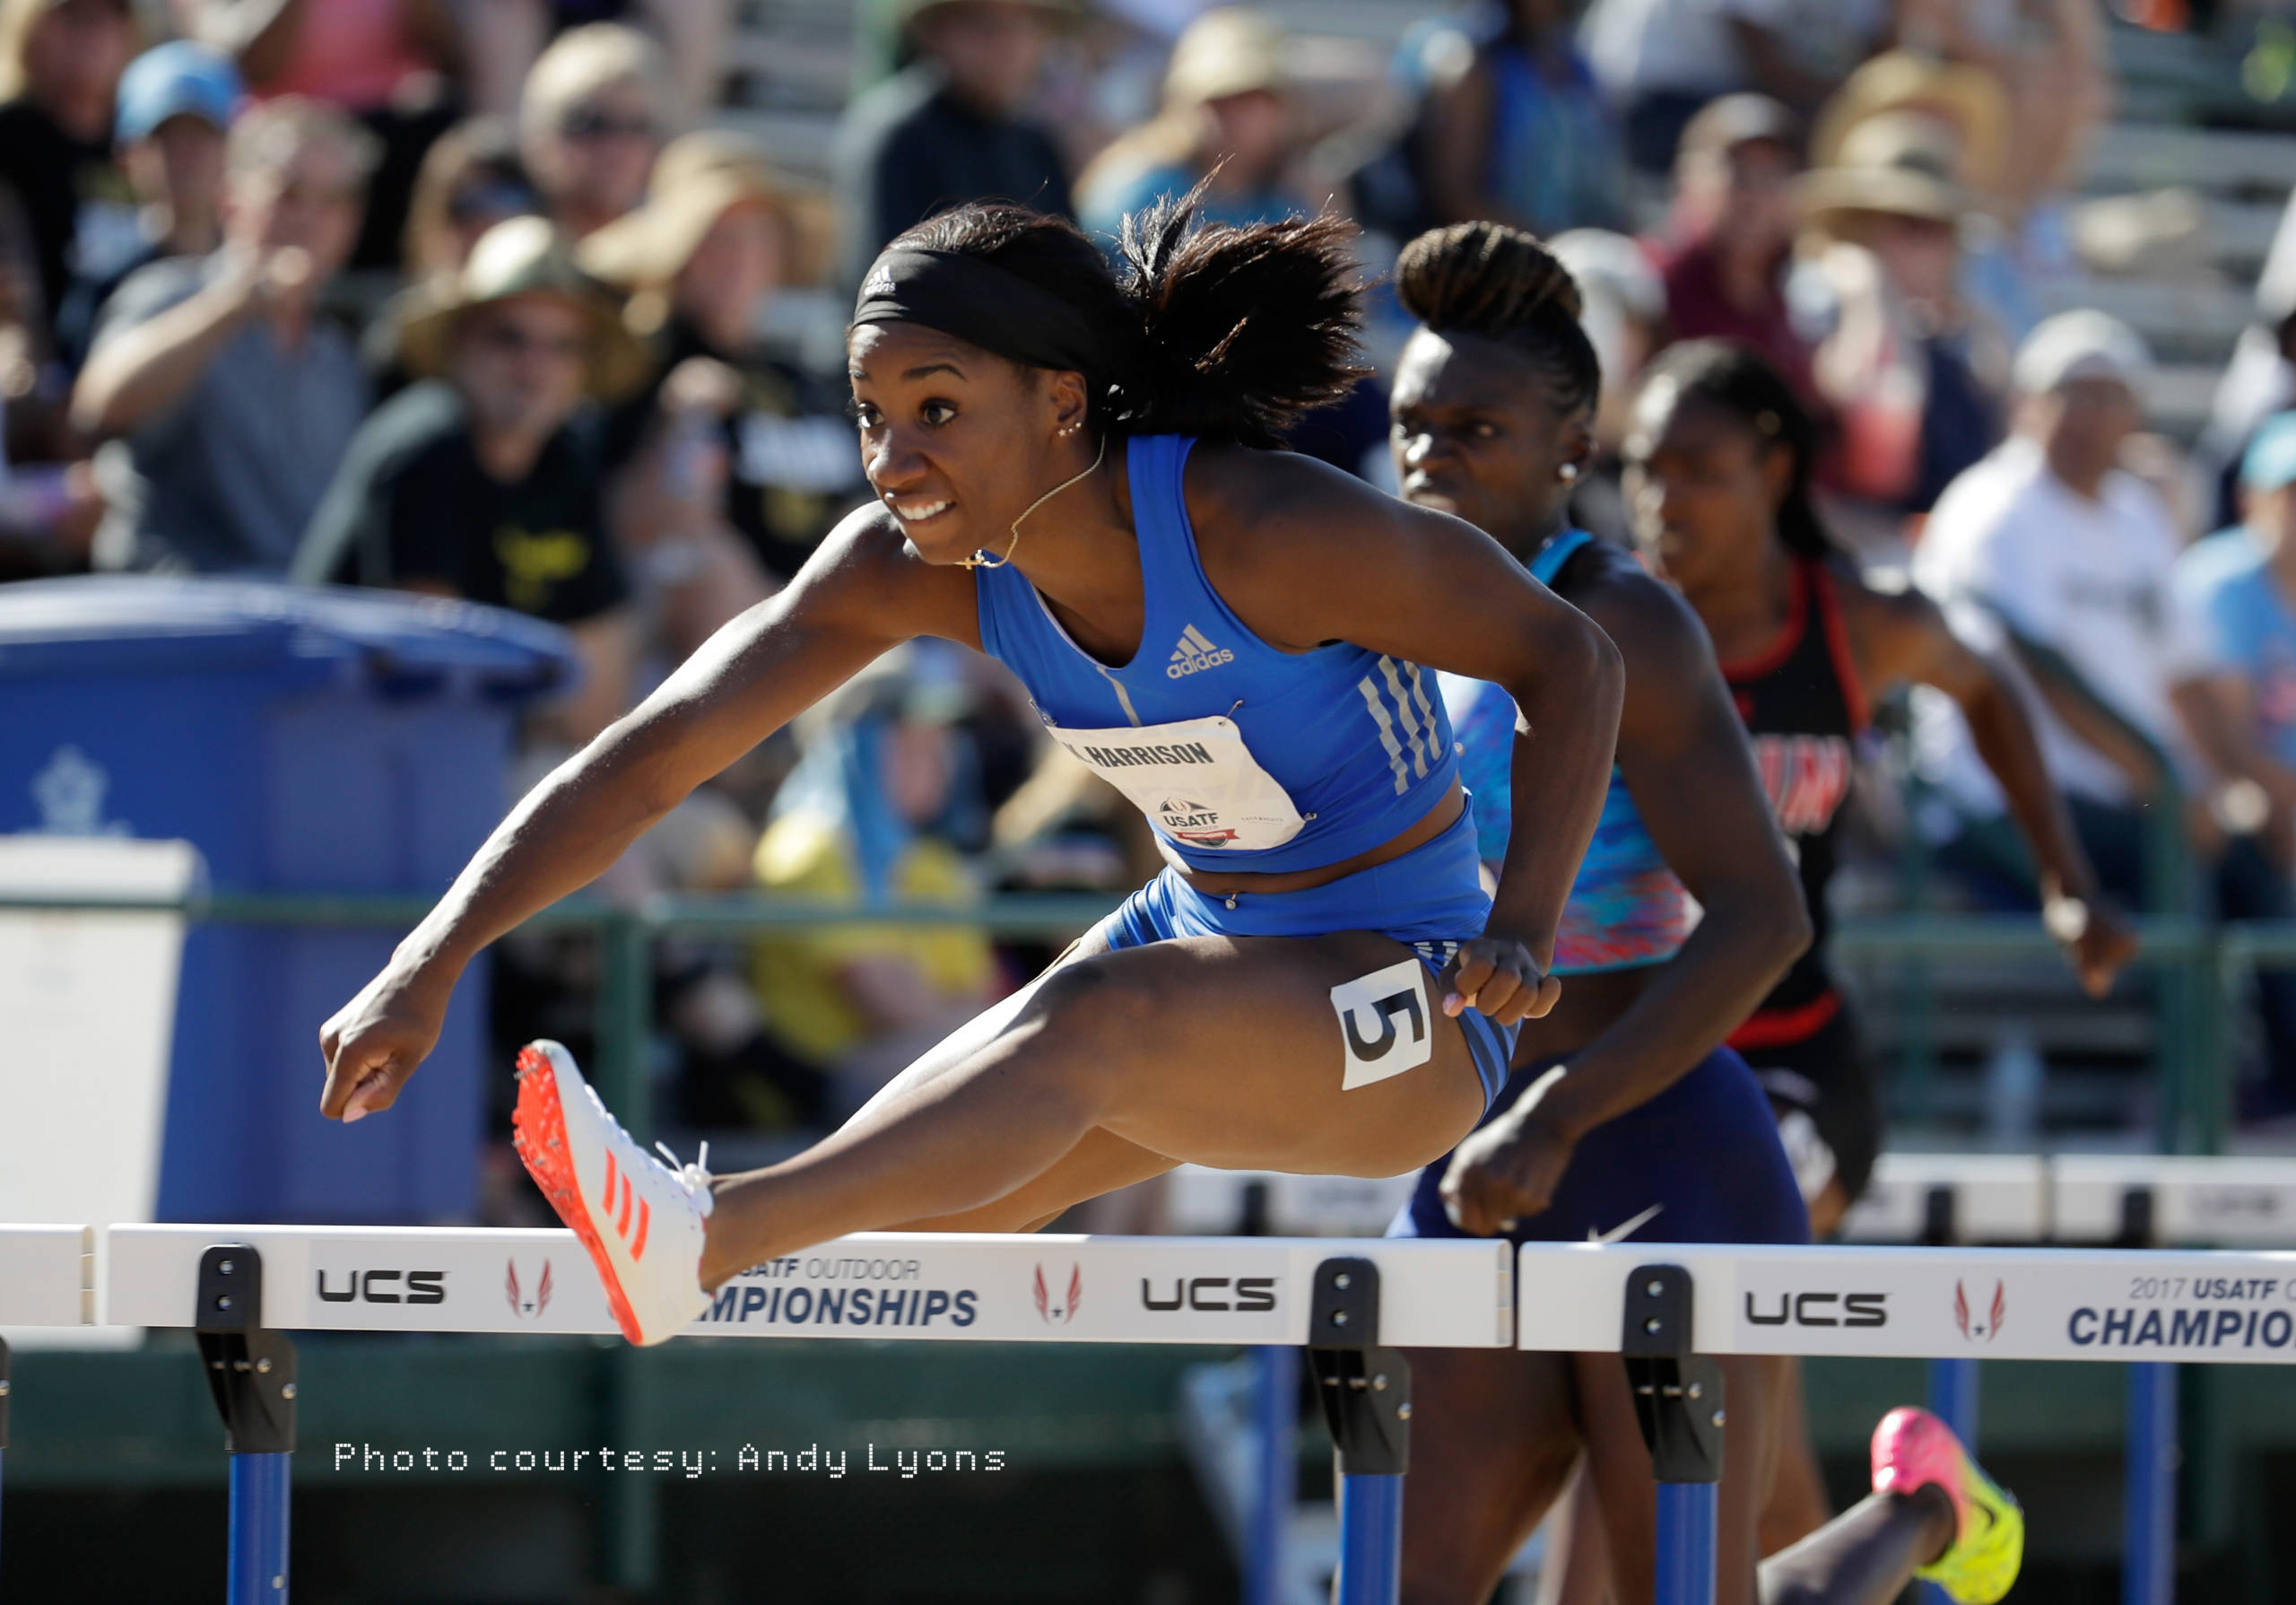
[315,194,1626,1350]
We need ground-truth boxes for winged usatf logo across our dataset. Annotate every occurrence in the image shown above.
[507,1258,555,1319]
[1953,1279,2005,1343]
[1033,1262,1082,1325]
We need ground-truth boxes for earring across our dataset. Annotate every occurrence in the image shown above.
[1558,462,1581,484]
[1058,423,1081,438]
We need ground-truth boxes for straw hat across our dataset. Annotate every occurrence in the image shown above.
[577,129,830,294]
[398,215,652,398]
[1798,113,1976,237]
[1810,51,2009,195]
[1163,7,1287,108]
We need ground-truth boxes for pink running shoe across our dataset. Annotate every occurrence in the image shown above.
[1871,1406,2024,1604]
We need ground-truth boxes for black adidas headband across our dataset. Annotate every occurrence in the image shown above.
[850,247,1110,377]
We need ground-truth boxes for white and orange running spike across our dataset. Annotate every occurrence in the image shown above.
[510,1040,714,1346]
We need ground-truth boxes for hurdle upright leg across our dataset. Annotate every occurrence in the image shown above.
[193,1245,298,1603]
[1245,1343,1299,1605]
[2124,1362,2178,1605]
[1309,1258,1410,1605]
[1622,1266,1724,1605]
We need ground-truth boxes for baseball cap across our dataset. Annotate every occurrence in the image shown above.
[2011,310,2152,397]
[115,41,241,144]
[2243,413,2296,493]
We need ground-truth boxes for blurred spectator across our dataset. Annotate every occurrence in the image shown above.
[0,0,142,328]
[1809,48,2057,345]
[2201,184,2296,531]
[751,661,998,1115]
[402,116,536,281]
[173,0,460,269]
[1546,225,1665,543]
[55,42,240,371]
[1910,312,2222,920]
[75,96,374,575]
[460,0,722,127]
[1078,8,1306,239]
[0,184,101,571]
[833,0,1076,293]
[582,129,855,611]
[2173,415,2296,861]
[1895,0,2108,231]
[519,22,675,241]
[363,114,539,393]
[1645,92,1813,402]
[1798,111,2007,549]
[1578,0,1893,173]
[1414,0,1624,236]
[294,215,642,743]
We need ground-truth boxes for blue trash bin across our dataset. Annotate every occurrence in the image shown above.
[0,577,578,1224]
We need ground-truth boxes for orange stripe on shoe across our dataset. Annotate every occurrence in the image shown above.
[617,1173,634,1240]
[631,1196,650,1260]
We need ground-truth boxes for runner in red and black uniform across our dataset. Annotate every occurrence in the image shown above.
[1630,340,2135,1234]
[1720,532,1884,1226]
[1623,339,2138,1556]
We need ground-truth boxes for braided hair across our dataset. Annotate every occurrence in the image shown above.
[1638,339,1834,557]
[1393,221,1601,421]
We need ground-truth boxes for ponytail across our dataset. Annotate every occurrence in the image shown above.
[1110,188,1367,446]
[874,184,1367,449]
[1639,339,1835,557]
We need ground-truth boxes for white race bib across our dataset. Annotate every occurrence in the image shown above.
[1048,714,1306,851]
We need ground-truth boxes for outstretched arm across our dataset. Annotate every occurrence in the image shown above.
[1196,448,1625,1025]
[1442,568,1811,1236]
[1850,579,2135,995]
[318,512,976,1120]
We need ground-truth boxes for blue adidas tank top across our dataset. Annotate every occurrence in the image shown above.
[1441,529,1692,973]
[975,434,1458,875]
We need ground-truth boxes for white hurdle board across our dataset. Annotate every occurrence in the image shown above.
[2051,1156,2296,1245]
[108,1226,1513,1348]
[1517,1242,2296,1365]
[1839,1153,2296,1245]
[0,1224,93,1326]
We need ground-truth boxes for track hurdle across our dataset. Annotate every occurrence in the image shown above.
[1518,1239,2296,1605]
[0,1224,96,1586]
[105,1225,1512,1605]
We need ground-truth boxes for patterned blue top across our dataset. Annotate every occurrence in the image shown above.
[1440,529,1692,973]
[974,434,1460,875]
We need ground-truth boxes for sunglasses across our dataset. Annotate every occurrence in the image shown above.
[478,322,587,361]
[449,179,540,223]
[559,105,657,143]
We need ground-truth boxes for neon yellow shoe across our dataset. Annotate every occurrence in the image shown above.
[1871,1406,2025,1604]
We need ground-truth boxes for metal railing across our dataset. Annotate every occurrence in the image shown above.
[9,890,2296,1154]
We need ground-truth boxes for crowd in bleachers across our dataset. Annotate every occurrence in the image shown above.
[15,0,2296,1173]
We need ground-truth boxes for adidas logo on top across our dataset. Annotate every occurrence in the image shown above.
[1166,624,1235,679]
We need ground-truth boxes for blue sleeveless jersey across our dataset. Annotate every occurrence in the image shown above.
[1441,529,1692,975]
[976,434,1460,876]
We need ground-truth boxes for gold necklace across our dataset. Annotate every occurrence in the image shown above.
[961,433,1108,571]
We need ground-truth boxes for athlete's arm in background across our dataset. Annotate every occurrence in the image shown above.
[317,510,978,1121]
[1191,447,1625,1026]
[1440,565,1810,1235]
[1843,573,2135,997]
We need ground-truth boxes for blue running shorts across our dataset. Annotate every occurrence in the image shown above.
[1091,805,1517,1109]
[1390,1044,1812,1245]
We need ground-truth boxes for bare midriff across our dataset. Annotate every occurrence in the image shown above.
[1174,775,1466,898]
